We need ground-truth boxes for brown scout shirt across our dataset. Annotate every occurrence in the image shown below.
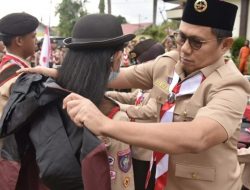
[0,53,30,149]
[109,51,179,162]
[124,53,250,190]
[238,147,250,189]
[0,53,30,117]
[99,97,135,190]
[106,89,157,161]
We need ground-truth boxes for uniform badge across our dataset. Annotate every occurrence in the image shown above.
[123,176,130,188]
[194,0,208,13]
[168,92,176,104]
[108,155,115,166]
[167,77,173,85]
[110,171,116,180]
[117,149,132,173]
[154,80,169,92]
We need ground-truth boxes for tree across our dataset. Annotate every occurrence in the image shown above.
[231,37,245,65]
[139,20,180,42]
[107,0,111,14]
[116,15,128,25]
[99,0,105,14]
[56,0,87,37]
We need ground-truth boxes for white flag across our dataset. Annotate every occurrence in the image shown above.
[39,26,51,67]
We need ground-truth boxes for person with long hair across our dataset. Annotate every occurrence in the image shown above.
[62,1,250,190]
[0,14,135,190]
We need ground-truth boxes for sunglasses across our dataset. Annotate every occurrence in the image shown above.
[175,32,222,50]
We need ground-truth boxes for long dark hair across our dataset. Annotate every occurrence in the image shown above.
[56,48,117,106]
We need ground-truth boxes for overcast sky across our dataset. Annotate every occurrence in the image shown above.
[0,0,178,26]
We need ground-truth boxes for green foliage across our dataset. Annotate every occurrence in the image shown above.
[139,20,180,42]
[99,0,105,14]
[56,0,87,37]
[231,37,245,64]
[116,15,128,25]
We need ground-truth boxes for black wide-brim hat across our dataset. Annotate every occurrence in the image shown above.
[64,14,135,49]
[182,0,238,31]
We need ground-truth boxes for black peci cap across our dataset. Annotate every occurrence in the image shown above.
[0,12,39,36]
[182,0,238,31]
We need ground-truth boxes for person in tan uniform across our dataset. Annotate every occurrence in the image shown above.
[238,147,250,190]
[0,40,5,61]
[0,13,38,153]
[0,12,38,117]
[106,39,178,190]
[62,1,250,190]
[99,97,135,190]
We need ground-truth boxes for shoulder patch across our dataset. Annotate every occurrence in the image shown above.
[154,79,169,92]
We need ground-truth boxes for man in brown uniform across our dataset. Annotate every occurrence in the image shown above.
[35,1,250,190]
[0,13,38,153]
[0,12,38,116]
[106,39,178,189]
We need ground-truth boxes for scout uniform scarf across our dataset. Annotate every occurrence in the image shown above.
[146,71,205,190]
[0,53,29,86]
[135,90,145,106]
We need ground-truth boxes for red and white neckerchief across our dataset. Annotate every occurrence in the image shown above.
[145,71,205,190]
[135,90,145,106]
[0,53,30,69]
[0,53,30,87]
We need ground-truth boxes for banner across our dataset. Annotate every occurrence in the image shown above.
[39,26,51,67]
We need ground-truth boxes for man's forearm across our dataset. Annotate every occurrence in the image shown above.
[101,117,225,154]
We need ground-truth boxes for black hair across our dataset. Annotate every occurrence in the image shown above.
[211,28,232,43]
[56,47,119,106]
[1,35,13,47]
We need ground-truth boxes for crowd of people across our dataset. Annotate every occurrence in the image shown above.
[0,0,250,190]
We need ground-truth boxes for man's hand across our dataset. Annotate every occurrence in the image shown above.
[63,93,111,136]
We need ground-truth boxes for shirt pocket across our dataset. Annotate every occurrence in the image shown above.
[173,95,202,122]
[175,163,216,182]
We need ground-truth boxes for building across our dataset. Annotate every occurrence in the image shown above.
[121,23,152,35]
[163,0,250,39]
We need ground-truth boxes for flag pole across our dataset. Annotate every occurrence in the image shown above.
[39,0,52,67]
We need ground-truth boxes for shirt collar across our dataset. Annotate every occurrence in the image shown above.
[175,56,225,81]
[5,52,30,67]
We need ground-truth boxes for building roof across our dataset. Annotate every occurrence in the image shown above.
[121,23,152,34]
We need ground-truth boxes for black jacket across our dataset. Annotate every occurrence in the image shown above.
[0,74,111,190]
